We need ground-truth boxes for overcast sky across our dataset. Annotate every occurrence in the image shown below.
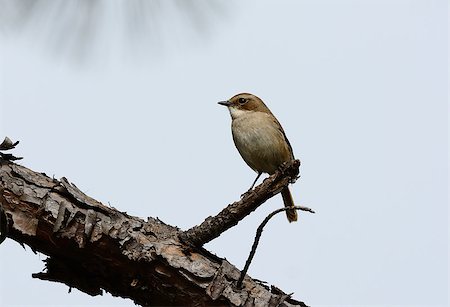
[0,0,448,306]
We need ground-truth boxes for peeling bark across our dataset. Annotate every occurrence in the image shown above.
[0,159,308,307]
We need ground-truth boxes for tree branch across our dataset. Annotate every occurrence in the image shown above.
[180,159,301,246]
[0,188,8,244]
[237,206,315,288]
[0,158,309,306]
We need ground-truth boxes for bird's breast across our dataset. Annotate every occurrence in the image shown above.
[231,112,292,174]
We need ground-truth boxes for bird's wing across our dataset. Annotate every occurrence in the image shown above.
[272,117,295,160]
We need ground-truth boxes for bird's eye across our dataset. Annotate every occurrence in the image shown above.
[238,98,247,104]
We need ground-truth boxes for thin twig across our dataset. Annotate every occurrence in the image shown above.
[237,205,315,288]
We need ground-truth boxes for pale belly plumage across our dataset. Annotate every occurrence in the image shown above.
[231,112,293,174]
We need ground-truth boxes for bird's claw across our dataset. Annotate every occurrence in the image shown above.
[289,175,300,184]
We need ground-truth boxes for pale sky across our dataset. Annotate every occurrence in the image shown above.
[0,0,448,306]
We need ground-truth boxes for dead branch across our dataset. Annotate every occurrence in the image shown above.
[0,157,309,306]
[0,188,8,244]
[237,206,315,289]
[180,159,301,247]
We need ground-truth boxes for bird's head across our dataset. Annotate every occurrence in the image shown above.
[218,93,272,119]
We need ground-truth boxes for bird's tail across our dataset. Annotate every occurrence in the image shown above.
[281,187,298,223]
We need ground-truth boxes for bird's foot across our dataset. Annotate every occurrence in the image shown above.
[289,175,300,184]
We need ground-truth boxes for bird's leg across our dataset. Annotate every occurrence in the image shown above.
[240,172,262,198]
[249,172,262,191]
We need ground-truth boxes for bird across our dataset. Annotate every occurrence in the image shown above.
[218,93,298,222]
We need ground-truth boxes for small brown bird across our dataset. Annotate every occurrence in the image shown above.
[218,93,298,222]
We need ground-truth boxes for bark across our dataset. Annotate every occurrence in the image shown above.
[0,159,308,307]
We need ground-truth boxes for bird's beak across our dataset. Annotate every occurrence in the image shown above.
[218,100,231,107]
